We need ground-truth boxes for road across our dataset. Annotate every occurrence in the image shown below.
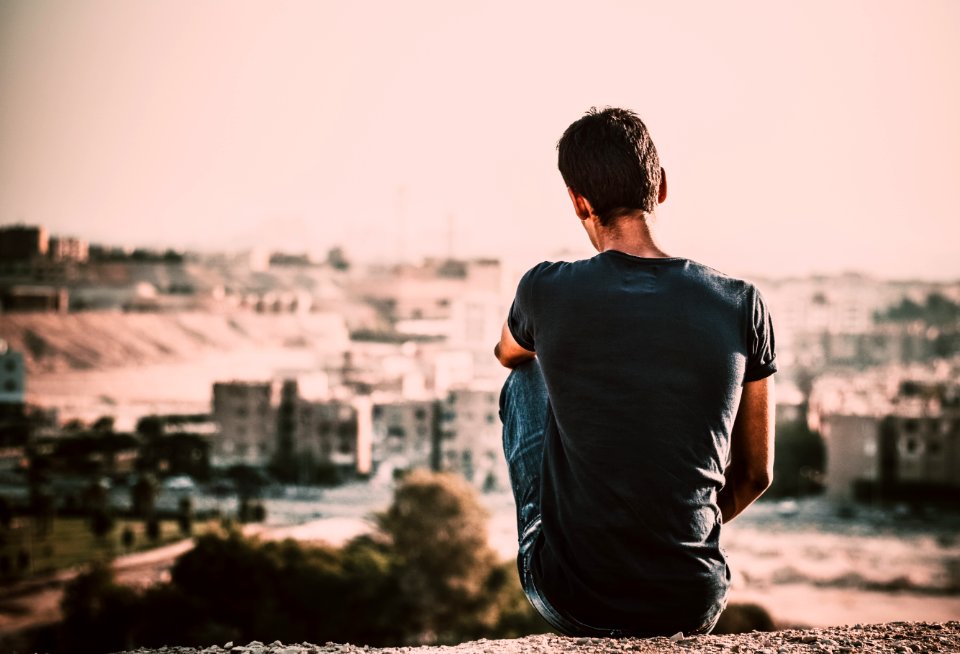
[0,528,260,636]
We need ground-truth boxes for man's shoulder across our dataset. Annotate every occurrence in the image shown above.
[515,259,577,290]
[517,255,762,303]
[683,259,756,297]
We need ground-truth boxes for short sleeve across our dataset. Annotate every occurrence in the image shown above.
[743,285,777,383]
[507,264,543,352]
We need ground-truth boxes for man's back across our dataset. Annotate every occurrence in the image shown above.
[507,250,776,632]
[496,106,776,637]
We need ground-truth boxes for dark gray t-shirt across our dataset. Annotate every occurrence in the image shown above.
[508,251,777,633]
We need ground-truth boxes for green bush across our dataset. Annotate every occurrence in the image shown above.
[49,471,549,653]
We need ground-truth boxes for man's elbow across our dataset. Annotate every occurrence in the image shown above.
[497,352,533,370]
[747,468,773,495]
[494,340,535,369]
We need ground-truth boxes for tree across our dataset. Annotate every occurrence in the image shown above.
[769,418,825,497]
[145,516,161,542]
[373,470,500,642]
[59,562,139,654]
[122,526,135,550]
[326,245,350,271]
[0,495,13,529]
[89,507,114,541]
[177,497,194,536]
[91,415,116,434]
[131,474,157,518]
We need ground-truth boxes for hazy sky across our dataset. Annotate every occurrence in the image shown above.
[1,1,958,279]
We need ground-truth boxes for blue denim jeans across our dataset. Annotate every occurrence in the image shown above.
[499,359,725,637]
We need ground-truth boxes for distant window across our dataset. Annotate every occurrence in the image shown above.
[900,436,921,456]
[3,360,15,373]
[415,408,427,420]
[900,381,920,397]
[903,419,919,434]
[486,413,496,424]
[3,380,16,392]
[927,439,943,456]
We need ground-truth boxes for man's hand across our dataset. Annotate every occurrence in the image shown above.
[717,375,775,523]
[494,319,536,369]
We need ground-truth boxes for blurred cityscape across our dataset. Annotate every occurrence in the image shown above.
[1,221,959,643]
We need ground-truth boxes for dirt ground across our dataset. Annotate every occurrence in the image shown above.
[113,622,960,654]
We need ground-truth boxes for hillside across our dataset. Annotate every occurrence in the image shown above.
[0,311,351,373]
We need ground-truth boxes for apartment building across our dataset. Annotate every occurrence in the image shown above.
[211,381,275,467]
[440,383,508,490]
[372,398,439,473]
[811,363,960,502]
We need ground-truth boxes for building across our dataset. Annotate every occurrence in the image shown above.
[751,275,959,387]
[136,413,217,479]
[372,398,440,474]
[275,378,372,481]
[811,363,960,502]
[0,341,29,471]
[0,341,25,404]
[48,236,89,262]
[440,383,508,490]
[0,225,48,261]
[0,285,69,313]
[211,381,275,467]
[349,258,505,340]
[300,399,362,470]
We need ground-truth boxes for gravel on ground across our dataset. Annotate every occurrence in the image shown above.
[115,621,960,654]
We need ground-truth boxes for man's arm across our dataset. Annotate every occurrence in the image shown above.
[494,319,536,369]
[717,375,775,523]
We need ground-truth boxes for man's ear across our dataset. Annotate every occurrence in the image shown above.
[658,168,668,204]
[567,187,594,221]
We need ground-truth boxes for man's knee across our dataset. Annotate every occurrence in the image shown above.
[499,358,543,420]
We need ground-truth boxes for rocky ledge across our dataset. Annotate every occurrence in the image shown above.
[117,622,959,654]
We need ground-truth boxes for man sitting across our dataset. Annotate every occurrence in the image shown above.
[496,107,777,637]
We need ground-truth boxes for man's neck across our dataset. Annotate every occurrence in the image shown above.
[594,213,670,258]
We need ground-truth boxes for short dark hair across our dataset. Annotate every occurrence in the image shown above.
[557,107,662,226]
